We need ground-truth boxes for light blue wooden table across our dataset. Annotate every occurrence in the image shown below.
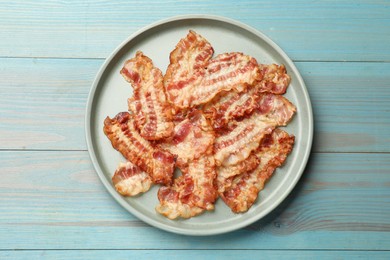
[1,1,389,259]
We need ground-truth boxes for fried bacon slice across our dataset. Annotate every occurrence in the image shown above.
[164,30,214,86]
[112,161,153,196]
[257,64,291,94]
[220,129,295,213]
[103,112,175,185]
[156,153,217,219]
[214,94,296,167]
[164,30,261,108]
[167,52,261,108]
[216,153,260,194]
[214,118,274,167]
[203,63,291,129]
[120,51,174,140]
[158,110,214,168]
[164,30,214,108]
[203,87,259,130]
[188,52,261,107]
[256,93,296,126]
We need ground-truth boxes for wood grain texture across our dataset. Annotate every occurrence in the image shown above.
[296,62,390,153]
[1,58,389,152]
[1,0,389,256]
[0,151,389,250]
[0,1,389,61]
[0,250,389,260]
[0,58,102,150]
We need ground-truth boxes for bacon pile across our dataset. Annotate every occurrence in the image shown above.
[103,30,296,219]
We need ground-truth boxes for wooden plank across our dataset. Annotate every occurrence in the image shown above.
[0,58,102,150]
[295,62,390,153]
[0,250,388,260]
[0,151,389,250]
[1,58,389,152]
[0,0,389,61]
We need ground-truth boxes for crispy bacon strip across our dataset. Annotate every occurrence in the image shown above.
[214,118,274,167]
[164,30,214,107]
[192,52,261,106]
[216,153,260,194]
[164,30,214,84]
[121,51,174,140]
[164,31,261,108]
[203,87,259,130]
[221,129,295,213]
[103,112,175,185]
[158,111,214,168]
[112,161,153,196]
[214,94,296,167]
[156,154,217,219]
[166,52,261,108]
[203,64,291,129]
[257,64,291,94]
[256,93,296,126]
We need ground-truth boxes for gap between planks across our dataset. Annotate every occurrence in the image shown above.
[0,249,389,252]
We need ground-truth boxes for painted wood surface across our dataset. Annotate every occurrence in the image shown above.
[0,0,389,258]
[1,152,389,250]
[1,1,390,61]
[0,250,389,260]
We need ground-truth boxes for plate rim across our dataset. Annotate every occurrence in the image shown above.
[85,14,314,236]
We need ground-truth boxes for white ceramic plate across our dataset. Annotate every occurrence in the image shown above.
[85,15,313,236]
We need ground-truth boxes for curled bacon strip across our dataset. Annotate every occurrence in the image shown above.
[164,31,261,108]
[121,51,174,140]
[203,64,291,130]
[220,129,295,213]
[256,64,291,95]
[203,87,259,130]
[256,93,296,126]
[164,30,214,108]
[103,112,175,185]
[214,93,295,167]
[112,161,153,196]
[189,52,261,107]
[168,52,260,108]
[214,117,274,167]
[156,154,217,219]
[155,111,217,219]
[216,153,260,194]
[158,110,215,168]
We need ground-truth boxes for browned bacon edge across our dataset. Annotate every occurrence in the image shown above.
[203,87,259,130]
[103,112,175,185]
[157,110,215,169]
[220,129,295,213]
[120,51,174,140]
[257,64,291,95]
[256,93,296,126]
[203,71,293,131]
[216,152,260,194]
[112,161,153,196]
[164,30,261,109]
[213,93,295,167]
[156,153,217,219]
[164,30,214,98]
[187,52,261,108]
